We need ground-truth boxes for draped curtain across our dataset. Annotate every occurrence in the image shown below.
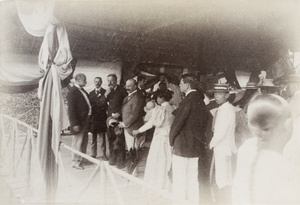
[14,1,72,202]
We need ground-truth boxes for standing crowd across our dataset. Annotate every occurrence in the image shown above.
[66,71,300,204]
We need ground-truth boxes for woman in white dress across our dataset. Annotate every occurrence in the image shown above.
[133,90,174,190]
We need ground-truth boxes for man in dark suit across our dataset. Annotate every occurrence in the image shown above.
[67,73,91,170]
[119,79,145,150]
[137,75,147,97]
[89,77,108,160]
[169,73,209,204]
[105,74,127,168]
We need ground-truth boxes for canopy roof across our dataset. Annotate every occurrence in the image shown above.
[2,0,300,74]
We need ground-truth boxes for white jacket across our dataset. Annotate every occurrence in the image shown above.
[210,101,237,156]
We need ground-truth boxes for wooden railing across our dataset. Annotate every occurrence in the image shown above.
[0,114,37,195]
[0,114,190,205]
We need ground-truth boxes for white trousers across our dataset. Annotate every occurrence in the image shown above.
[214,153,233,189]
[172,155,199,205]
[124,129,145,150]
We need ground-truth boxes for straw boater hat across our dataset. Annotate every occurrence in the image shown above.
[212,83,230,93]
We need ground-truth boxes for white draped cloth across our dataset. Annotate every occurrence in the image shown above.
[138,102,175,189]
[15,1,72,201]
[16,1,59,37]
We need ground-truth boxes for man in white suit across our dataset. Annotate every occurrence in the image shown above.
[209,84,237,203]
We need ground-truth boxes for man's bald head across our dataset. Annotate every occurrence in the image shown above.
[125,79,137,94]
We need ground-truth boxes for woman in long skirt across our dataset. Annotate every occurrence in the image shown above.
[133,90,174,190]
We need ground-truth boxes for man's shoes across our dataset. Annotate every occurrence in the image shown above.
[72,164,84,170]
[102,156,108,161]
[117,163,125,169]
[91,155,96,158]
[81,160,93,165]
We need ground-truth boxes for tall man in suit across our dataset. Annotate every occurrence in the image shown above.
[89,77,108,160]
[119,79,145,151]
[67,73,92,170]
[106,74,127,168]
[169,73,209,204]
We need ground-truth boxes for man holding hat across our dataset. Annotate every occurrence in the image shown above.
[284,72,300,165]
[106,74,127,167]
[209,83,237,203]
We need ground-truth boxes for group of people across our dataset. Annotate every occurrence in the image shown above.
[66,71,300,204]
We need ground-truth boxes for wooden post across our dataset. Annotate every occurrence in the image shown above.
[26,128,32,192]
[100,162,106,204]
[11,121,16,177]
[0,115,3,160]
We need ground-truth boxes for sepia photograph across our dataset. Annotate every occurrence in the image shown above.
[0,0,300,204]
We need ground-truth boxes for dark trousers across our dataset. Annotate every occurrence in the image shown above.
[91,131,107,157]
[107,127,125,168]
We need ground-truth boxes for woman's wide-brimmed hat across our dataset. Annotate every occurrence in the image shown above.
[144,101,156,113]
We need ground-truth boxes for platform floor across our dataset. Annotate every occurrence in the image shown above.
[0,133,173,205]
[55,134,172,205]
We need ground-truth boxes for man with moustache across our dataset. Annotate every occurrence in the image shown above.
[67,73,91,170]
[119,79,145,167]
[105,74,127,168]
[89,77,108,160]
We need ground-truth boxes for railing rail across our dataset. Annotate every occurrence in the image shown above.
[0,114,37,192]
[0,114,191,205]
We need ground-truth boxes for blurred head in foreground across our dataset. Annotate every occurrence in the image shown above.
[247,94,293,152]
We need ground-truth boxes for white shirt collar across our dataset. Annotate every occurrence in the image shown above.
[218,101,229,109]
[74,83,81,89]
[185,89,196,96]
[128,89,137,96]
